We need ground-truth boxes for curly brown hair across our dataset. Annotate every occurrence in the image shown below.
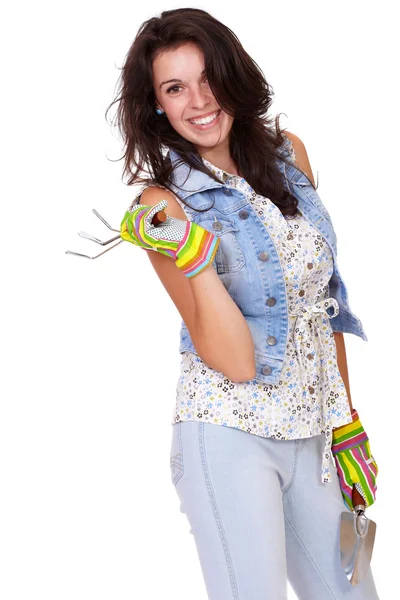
[105,7,301,216]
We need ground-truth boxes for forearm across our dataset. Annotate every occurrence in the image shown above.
[333,331,353,412]
[189,264,256,382]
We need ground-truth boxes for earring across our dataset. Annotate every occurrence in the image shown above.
[156,107,164,115]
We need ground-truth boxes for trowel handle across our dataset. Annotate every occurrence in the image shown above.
[352,486,365,509]
[152,210,167,226]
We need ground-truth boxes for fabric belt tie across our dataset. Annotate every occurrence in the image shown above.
[289,297,341,483]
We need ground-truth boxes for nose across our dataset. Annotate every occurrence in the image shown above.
[189,84,211,109]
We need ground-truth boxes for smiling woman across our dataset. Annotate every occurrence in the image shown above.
[105,8,303,219]
[151,42,234,159]
[103,7,380,599]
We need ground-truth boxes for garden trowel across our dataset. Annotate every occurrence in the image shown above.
[340,486,376,586]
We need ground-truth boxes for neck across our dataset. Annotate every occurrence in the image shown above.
[201,154,240,177]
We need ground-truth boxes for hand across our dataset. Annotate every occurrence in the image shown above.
[120,199,221,278]
[331,408,378,510]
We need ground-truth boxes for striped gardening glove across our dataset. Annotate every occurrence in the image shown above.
[331,408,379,511]
[120,199,220,279]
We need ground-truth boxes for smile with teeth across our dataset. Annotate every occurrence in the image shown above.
[188,110,221,125]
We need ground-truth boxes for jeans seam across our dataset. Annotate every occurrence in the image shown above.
[281,440,303,494]
[198,422,240,600]
[170,422,184,486]
[284,516,337,600]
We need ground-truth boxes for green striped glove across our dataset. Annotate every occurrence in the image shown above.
[331,408,378,510]
[120,199,220,279]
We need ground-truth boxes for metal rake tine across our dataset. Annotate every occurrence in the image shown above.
[92,208,120,233]
[78,231,121,246]
[65,238,124,259]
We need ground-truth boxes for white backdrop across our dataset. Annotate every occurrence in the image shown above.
[1,1,398,598]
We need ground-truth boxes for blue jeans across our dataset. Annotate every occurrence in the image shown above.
[169,421,379,599]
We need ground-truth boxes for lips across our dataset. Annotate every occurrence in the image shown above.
[187,109,221,123]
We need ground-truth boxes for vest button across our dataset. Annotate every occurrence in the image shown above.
[239,210,249,219]
[212,221,223,231]
[267,336,277,346]
[266,297,276,307]
[259,251,269,261]
[262,365,272,375]
[222,187,232,196]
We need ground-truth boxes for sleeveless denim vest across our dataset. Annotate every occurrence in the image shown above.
[167,144,367,386]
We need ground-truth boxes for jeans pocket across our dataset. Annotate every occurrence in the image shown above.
[170,422,184,486]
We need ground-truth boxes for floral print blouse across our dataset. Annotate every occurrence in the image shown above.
[171,135,353,484]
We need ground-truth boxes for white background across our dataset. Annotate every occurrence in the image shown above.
[1,1,398,598]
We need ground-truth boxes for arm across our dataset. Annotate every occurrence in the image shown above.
[285,132,354,413]
[284,133,376,509]
[333,331,353,412]
[283,131,316,188]
[141,186,256,383]
[189,264,256,382]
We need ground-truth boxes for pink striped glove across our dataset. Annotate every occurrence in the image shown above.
[120,199,220,279]
[331,408,378,510]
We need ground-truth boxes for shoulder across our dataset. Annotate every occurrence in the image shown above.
[136,185,189,221]
[282,131,316,188]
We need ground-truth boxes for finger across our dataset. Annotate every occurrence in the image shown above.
[124,202,163,247]
[122,209,155,249]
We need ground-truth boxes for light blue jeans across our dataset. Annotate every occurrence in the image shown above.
[169,421,379,599]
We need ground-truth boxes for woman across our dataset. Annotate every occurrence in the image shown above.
[110,8,379,599]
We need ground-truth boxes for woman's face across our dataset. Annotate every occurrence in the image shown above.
[152,42,234,155]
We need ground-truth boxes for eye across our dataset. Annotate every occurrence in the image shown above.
[166,85,183,94]
[166,77,209,95]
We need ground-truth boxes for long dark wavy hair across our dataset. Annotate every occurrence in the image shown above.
[106,7,307,216]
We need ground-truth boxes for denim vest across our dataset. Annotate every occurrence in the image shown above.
[167,145,367,386]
